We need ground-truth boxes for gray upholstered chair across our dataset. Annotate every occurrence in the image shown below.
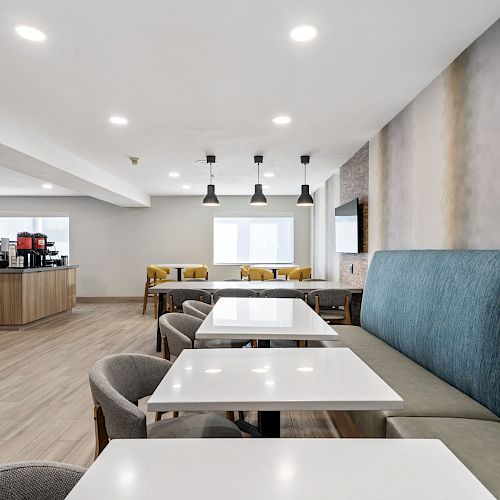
[213,288,258,303]
[183,300,213,319]
[89,354,241,457]
[259,288,305,300]
[167,289,211,313]
[159,313,247,360]
[0,461,86,500]
[306,289,352,324]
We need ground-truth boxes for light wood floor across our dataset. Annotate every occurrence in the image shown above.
[0,303,339,468]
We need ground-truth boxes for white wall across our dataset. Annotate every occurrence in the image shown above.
[0,195,310,297]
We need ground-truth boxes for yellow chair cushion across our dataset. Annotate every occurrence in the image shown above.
[278,267,299,277]
[184,266,208,279]
[288,267,312,280]
[240,265,250,278]
[248,267,274,281]
[147,265,168,280]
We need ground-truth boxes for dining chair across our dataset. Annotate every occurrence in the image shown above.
[167,289,212,313]
[259,288,305,300]
[240,265,250,279]
[89,353,241,458]
[277,267,299,280]
[183,265,209,280]
[306,289,352,324]
[183,300,213,319]
[0,461,86,500]
[288,267,312,281]
[142,265,172,318]
[159,313,247,360]
[248,267,274,281]
[213,288,258,303]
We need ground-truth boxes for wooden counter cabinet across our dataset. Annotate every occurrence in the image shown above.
[0,266,77,328]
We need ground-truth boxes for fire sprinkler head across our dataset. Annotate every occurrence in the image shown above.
[130,156,140,166]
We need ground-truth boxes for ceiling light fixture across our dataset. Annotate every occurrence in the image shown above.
[15,25,46,42]
[250,155,267,206]
[182,184,191,189]
[109,116,128,125]
[297,155,314,206]
[169,172,180,178]
[202,155,220,206]
[272,116,291,125]
[41,183,53,189]
[263,172,274,178]
[290,25,317,42]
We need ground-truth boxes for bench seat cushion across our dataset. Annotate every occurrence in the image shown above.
[326,327,498,437]
[386,417,500,498]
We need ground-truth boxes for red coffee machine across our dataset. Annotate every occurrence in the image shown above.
[32,233,47,267]
[16,232,33,268]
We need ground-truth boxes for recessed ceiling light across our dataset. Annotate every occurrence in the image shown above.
[109,116,128,125]
[297,366,315,372]
[182,184,191,189]
[169,172,180,178]
[172,383,182,389]
[41,183,53,189]
[263,185,271,189]
[15,25,46,42]
[265,381,275,386]
[290,25,317,42]
[272,116,291,125]
[263,172,274,178]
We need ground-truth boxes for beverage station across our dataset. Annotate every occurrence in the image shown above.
[0,231,77,330]
[0,232,69,269]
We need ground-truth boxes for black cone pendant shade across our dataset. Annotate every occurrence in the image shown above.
[203,184,219,206]
[297,155,314,206]
[297,184,314,206]
[202,155,219,206]
[250,155,267,206]
[250,183,267,205]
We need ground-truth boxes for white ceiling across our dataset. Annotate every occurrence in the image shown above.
[0,167,77,196]
[0,0,499,204]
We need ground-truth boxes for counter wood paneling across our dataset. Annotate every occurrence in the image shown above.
[0,266,77,328]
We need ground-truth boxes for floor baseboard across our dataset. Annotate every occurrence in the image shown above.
[77,297,143,303]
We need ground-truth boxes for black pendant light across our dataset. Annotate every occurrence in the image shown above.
[202,155,220,206]
[250,155,267,206]
[297,155,314,206]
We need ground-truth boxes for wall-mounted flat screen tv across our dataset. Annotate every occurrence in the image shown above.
[335,198,360,253]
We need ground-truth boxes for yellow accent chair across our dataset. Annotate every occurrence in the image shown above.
[240,265,250,280]
[288,267,312,281]
[143,265,171,318]
[248,267,274,281]
[277,267,299,280]
[183,265,209,280]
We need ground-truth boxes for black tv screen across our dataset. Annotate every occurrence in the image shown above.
[335,198,359,253]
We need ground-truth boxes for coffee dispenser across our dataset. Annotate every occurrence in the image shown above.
[32,233,47,268]
[16,232,32,267]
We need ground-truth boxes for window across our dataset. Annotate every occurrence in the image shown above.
[213,216,294,264]
[0,215,70,256]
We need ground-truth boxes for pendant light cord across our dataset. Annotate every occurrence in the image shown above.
[209,162,213,183]
[257,162,260,184]
[304,162,307,184]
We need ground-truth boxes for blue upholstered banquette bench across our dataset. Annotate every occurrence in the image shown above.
[322,250,500,496]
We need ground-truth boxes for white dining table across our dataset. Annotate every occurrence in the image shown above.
[154,263,203,281]
[66,439,494,500]
[147,347,404,437]
[196,297,338,347]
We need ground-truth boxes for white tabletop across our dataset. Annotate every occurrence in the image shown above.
[147,347,404,412]
[149,280,363,293]
[249,263,297,269]
[66,439,494,500]
[155,263,202,268]
[197,297,338,341]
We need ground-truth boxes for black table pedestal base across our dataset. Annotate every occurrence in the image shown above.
[235,411,281,438]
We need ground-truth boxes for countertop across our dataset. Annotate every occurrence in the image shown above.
[0,265,78,274]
